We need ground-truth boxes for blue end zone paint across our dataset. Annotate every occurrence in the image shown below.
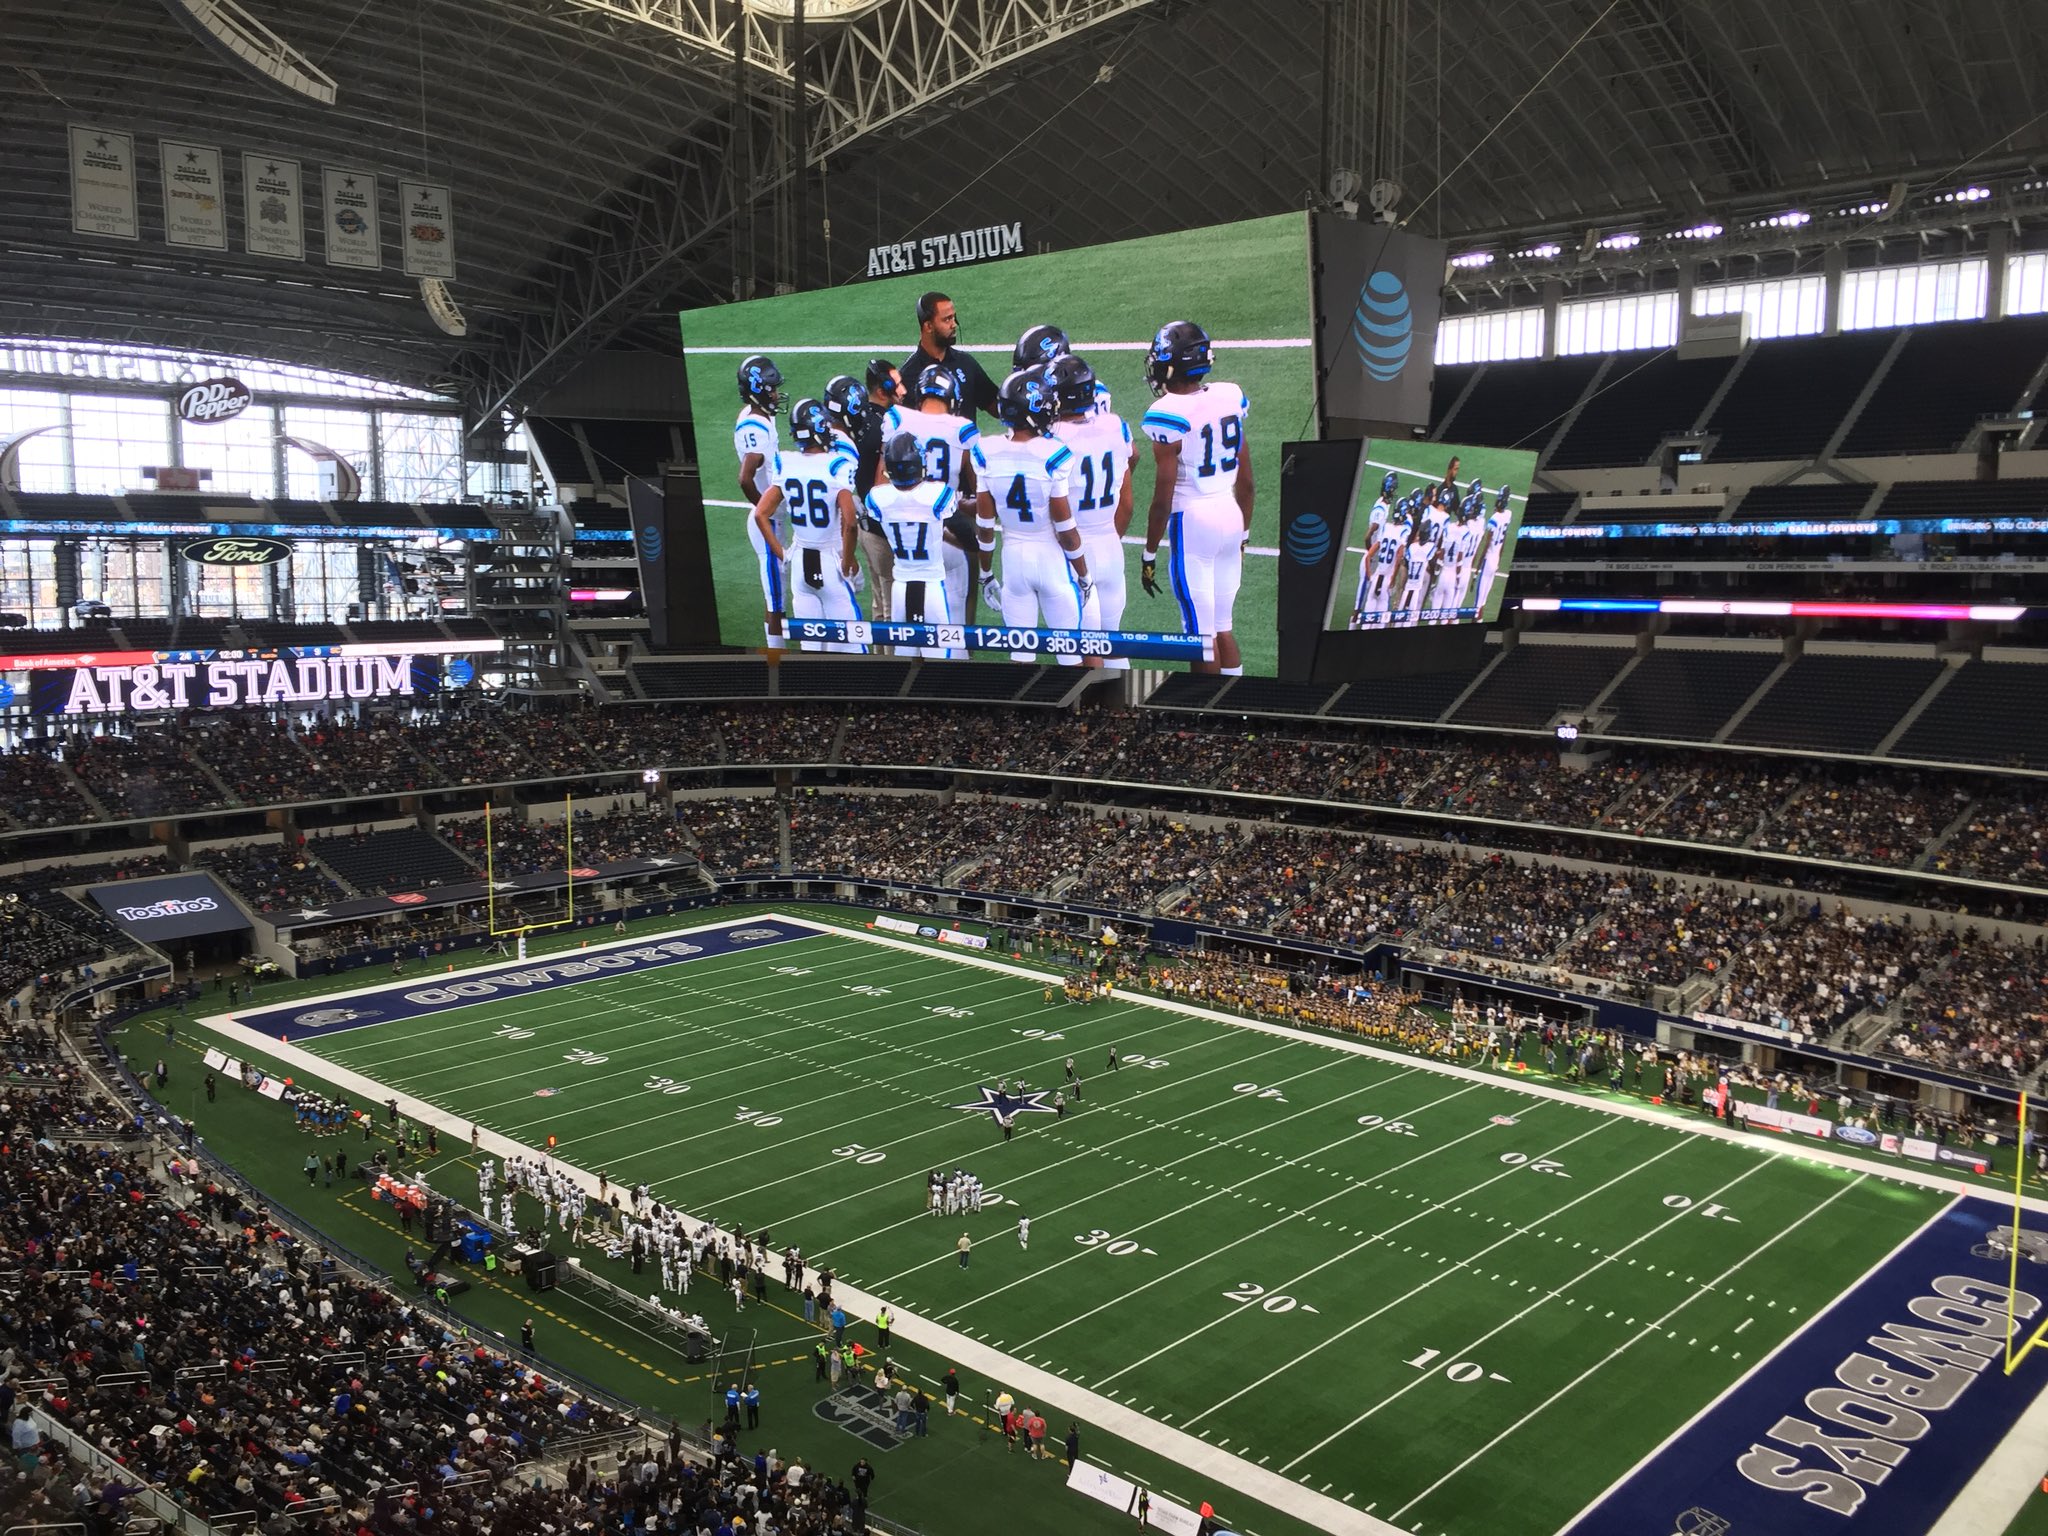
[1570,1196,2048,1536]
[235,921,810,1044]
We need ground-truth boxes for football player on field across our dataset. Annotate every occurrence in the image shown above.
[733,355,787,648]
[1139,321,1253,674]
[1472,483,1518,617]
[1014,324,1114,416]
[973,366,1097,666]
[750,398,864,653]
[866,431,959,658]
[889,364,982,626]
[1047,354,1136,666]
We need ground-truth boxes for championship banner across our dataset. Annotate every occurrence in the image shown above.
[1312,216,1447,429]
[160,141,227,251]
[243,154,305,261]
[399,181,456,278]
[68,125,138,240]
[321,167,381,269]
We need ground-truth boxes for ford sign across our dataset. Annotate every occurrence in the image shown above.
[181,536,293,566]
[176,376,254,424]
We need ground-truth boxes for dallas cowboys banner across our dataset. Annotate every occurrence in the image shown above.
[1311,216,1447,430]
[160,141,227,251]
[243,153,305,261]
[321,167,381,269]
[68,125,139,240]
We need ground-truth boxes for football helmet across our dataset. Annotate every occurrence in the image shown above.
[996,366,1057,432]
[789,398,832,452]
[1145,320,1212,395]
[1045,355,1098,417]
[1380,470,1399,500]
[914,363,963,409]
[882,431,926,488]
[1495,483,1513,512]
[823,374,868,435]
[737,355,784,413]
[1013,324,1072,370]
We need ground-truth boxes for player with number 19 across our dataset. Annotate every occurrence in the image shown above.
[751,399,863,653]
[1139,321,1253,675]
[972,366,1096,665]
[867,432,958,658]
[1047,355,1135,666]
[733,355,787,648]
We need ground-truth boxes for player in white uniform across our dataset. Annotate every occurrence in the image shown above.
[733,355,788,648]
[1014,325,1114,418]
[1139,322,1253,674]
[866,432,959,658]
[1396,484,1449,620]
[973,366,1097,665]
[1046,355,1135,667]
[888,365,981,625]
[1354,488,1413,626]
[1428,482,1486,619]
[1471,482,1518,617]
[1351,470,1400,625]
[751,398,864,652]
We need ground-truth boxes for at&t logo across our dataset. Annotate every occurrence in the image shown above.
[1352,270,1414,381]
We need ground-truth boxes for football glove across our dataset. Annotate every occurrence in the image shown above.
[981,573,1003,610]
[1140,553,1161,598]
[844,562,865,593]
[1076,575,1096,609]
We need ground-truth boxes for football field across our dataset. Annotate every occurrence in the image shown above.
[216,916,2048,1536]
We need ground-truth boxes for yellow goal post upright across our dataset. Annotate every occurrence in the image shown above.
[484,794,576,937]
[2007,1089,2048,1374]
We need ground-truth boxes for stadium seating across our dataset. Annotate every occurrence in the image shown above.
[1437,356,1602,451]
[310,826,475,894]
[778,658,913,699]
[1731,482,1877,520]
[632,660,772,699]
[1705,332,1894,460]
[1890,659,2048,768]
[1602,648,1781,740]
[1547,353,1732,469]
[1325,662,1489,722]
[905,662,1030,700]
[1450,644,1632,729]
[1728,652,1943,754]
[1839,315,2048,457]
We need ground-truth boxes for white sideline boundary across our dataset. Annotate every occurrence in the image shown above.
[183,911,2048,1536]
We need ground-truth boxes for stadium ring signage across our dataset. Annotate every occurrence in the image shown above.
[176,376,254,424]
[181,535,293,566]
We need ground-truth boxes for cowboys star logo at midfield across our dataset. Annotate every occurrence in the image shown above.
[950,1085,1060,1121]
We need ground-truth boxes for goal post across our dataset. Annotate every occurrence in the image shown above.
[485,794,577,937]
[2006,1089,2047,1374]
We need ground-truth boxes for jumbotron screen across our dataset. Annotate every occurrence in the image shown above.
[1322,440,1536,632]
[677,214,1315,673]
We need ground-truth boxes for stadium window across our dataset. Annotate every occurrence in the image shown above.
[0,539,58,626]
[282,406,375,501]
[81,538,168,619]
[0,390,69,493]
[179,403,280,498]
[1840,257,1989,330]
[1691,275,1826,339]
[2007,252,2048,317]
[188,556,274,619]
[66,394,171,495]
[1555,292,1678,356]
[288,542,360,623]
[377,411,464,502]
[1434,306,1545,365]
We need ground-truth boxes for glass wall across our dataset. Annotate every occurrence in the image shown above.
[1555,292,1680,355]
[1692,274,1827,340]
[1840,257,1989,330]
[1435,306,1546,365]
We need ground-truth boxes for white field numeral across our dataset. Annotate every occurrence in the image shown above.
[1076,1229,1155,1257]
[735,1105,784,1128]
[1223,1281,1317,1314]
[1499,1151,1569,1177]
[832,1142,887,1165]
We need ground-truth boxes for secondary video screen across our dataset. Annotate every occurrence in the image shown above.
[1324,440,1536,630]
[678,213,1314,672]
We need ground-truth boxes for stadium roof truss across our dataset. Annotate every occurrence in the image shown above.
[0,0,2041,427]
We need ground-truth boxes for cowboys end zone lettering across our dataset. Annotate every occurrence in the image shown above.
[1566,1197,2048,1536]
[237,922,804,1043]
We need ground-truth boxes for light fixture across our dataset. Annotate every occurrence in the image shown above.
[747,0,888,18]
[1674,222,1723,241]
[1449,251,1494,269]
[1511,242,1562,260]
[1595,232,1641,250]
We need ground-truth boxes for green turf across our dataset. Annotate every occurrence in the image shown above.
[680,214,1315,673]
[200,916,1963,1536]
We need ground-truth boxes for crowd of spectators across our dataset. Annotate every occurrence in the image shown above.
[0,741,94,828]
[439,805,694,874]
[0,1138,647,1536]
[1888,933,2048,1080]
[66,731,223,819]
[1934,788,2048,887]
[679,797,783,876]
[196,841,347,914]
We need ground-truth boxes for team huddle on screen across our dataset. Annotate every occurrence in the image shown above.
[1349,464,1517,629]
[731,291,1255,673]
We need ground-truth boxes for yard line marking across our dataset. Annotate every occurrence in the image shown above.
[1394,1173,1873,1520]
[1278,1155,1782,1476]
[1164,1120,1668,1417]
[1012,1082,1521,1354]
[809,1048,1410,1277]
[1552,1196,1959,1536]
